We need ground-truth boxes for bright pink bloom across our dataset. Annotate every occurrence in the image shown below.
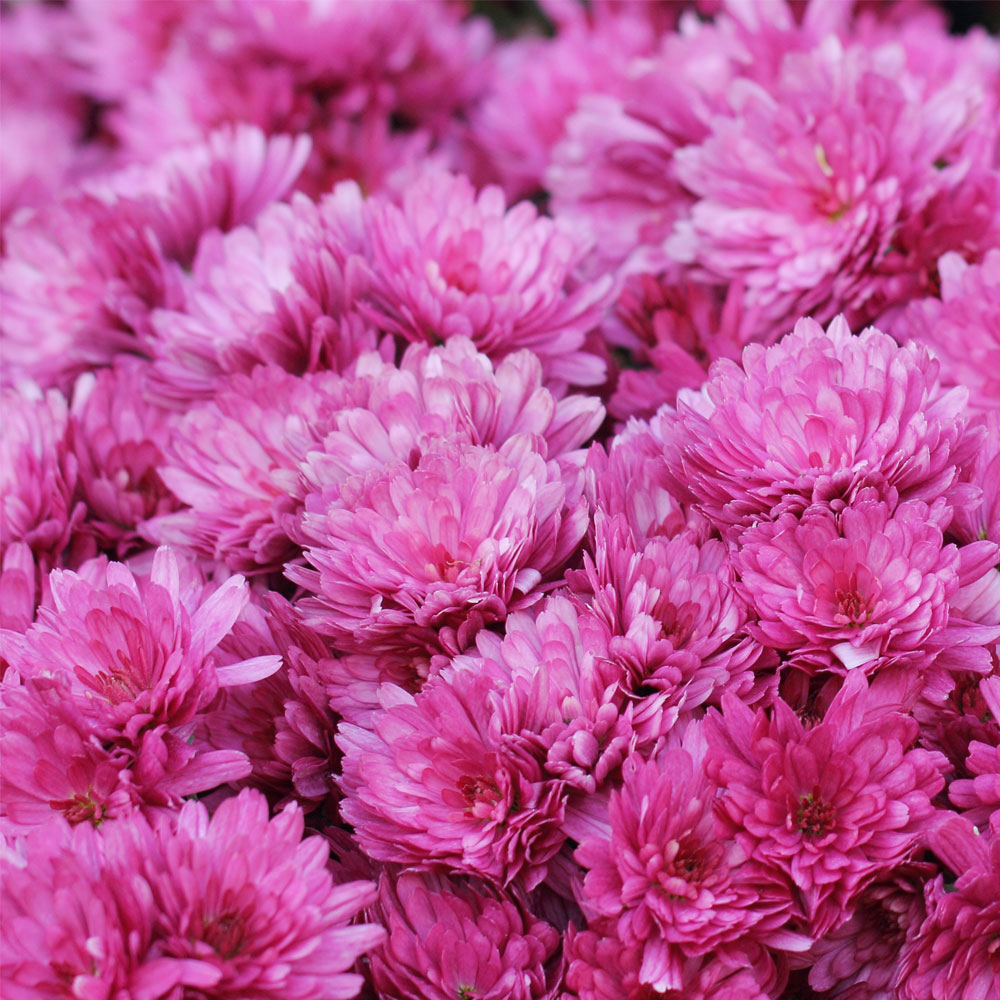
[292,435,588,666]
[895,250,1000,413]
[734,497,969,674]
[897,816,1000,1000]
[338,667,567,889]
[950,676,1000,836]
[706,670,945,937]
[1,547,280,739]
[359,171,612,389]
[660,316,973,531]
[69,358,176,555]
[370,871,562,999]
[574,736,802,992]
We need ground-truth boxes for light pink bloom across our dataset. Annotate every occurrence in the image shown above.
[897,815,1000,1000]
[338,667,567,889]
[292,434,587,667]
[706,670,946,937]
[370,871,562,1000]
[359,171,612,389]
[668,35,994,340]
[660,316,973,531]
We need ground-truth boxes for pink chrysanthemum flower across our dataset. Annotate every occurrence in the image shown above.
[706,670,945,937]
[606,276,750,421]
[203,591,342,813]
[0,385,85,569]
[149,184,383,404]
[109,0,492,197]
[370,871,562,1000]
[359,171,612,389]
[660,316,973,531]
[1,790,384,1000]
[1,547,280,740]
[668,35,993,340]
[298,337,604,503]
[148,789,384,999]
[951,413,1000,550]
[0,543,39,635]
[574,735,803,993]
[563,926,782,1000]
[69,358,176,556]
[894,249,1000,413]
[292,434,587,667]
[950,676,1000,836]
[568,515,767,744]
[1,126,307,394]
[734,497,969,674]
[338,667,567,889]
[807,862,934,999]
[147,365,362,572]
[896,816,1000,1000]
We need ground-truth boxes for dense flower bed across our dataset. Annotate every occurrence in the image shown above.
[2,1,999,997]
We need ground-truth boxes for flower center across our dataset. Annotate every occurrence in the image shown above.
[50,789,104,826]
[204,911,247,960]
[458,773,502,819]
[796,792,837,837]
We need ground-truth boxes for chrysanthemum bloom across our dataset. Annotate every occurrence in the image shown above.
[69,358,176,556]
[950,676,1000,836]
[359,171,612,389]
[108,0,492,196]
[706,670,945,937]
[148,789,384,999]
[1,791,384,1000]
[370,871,562,1000]
[204,591,342,813]
[149,185,384,404]
[667,34,993,341]
[0,2,92,225]
[1,125,307,394]
[458,596,632,797]
[807,862,934,999]
[339,667,568,889]
[147,365,363,572]
[896,816,1000,999]
[1,546,280,740]
[467,8,655,201]
[606,276,750,421]
[734,496,972,674]
[563,925,782,1000]
[568,515,767,744]
[574,735,803,993]
[1,813,168,999]
[895,250,1000,413]
[0,543,38,635]
[0,385,86,575]
[951,413,1000,550]
[583,425,690,545]
[659,316,973,531]
[292,434,588,668]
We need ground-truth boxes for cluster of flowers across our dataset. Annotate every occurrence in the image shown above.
[2,0,999,997]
